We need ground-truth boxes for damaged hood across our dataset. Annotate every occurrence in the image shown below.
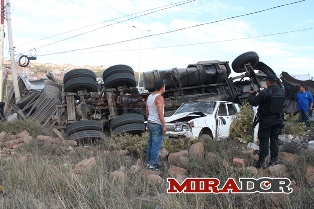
[165,111,206,123]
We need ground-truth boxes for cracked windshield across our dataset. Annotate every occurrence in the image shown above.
[174,102,213,115]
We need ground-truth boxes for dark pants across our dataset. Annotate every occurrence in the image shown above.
[258,116,283,160]
[298,110,310,127]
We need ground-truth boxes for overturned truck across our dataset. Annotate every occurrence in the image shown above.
[3,51,287,142]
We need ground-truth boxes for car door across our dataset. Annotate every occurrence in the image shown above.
[216,103,236,138]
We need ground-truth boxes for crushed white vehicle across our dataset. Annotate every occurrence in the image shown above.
[165,101,240,140]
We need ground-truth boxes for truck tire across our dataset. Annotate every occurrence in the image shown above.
[103,73,136,88]
[103,65,134,81]
[231,51,259,73]
[66,120,103,136]
[110,113,145,130]
[67,130,105,141]
[64,77,97,92]
[63,69,96,83]
[112,123,145,135]
[16,91,40,109]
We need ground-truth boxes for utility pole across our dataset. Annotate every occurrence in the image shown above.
[0,0,4,102]
[5,0,20,101]
[132,26,150,89]
[132,26,143,89]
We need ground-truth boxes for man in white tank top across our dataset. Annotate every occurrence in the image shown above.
[145,79,166,170]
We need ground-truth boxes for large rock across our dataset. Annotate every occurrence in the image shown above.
[305,164,314,187]
[245,166,258,176]
[168,165,188,178]
[168,150,188,166]
[3,139,23,149]
[278,152,296,164]
[232,158,245,168]
[74,157,96,174]
[17,130,32,143]
[189,142,204,160]
[146,174,163,185]
[268,164,289,178]
[159,148,169,160]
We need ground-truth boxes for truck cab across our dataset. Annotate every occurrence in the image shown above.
[164,101,240,140]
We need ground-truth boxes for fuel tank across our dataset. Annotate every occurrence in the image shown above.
[143,60,231,92]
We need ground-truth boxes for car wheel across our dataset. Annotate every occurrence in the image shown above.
[103,64,134,81]
[66,120,103,136]
[63,69,96,84]
[112,123,145,135]
[103,73,136,88]
[110,113,145,130]
[231,51,259,73]
[64,77,97,92]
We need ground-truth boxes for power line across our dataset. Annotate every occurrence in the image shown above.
[17,0,195,49]
[39,0,306,57]
[40,27,314,54]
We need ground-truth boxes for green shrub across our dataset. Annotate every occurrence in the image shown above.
[229,102,254,143]
[0,119,53,136]
[281,113,305,135]
[163,138,201,153]
[111,133,148,158]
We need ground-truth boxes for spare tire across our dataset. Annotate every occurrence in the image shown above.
[112,123,145,135]
[231,51,259,73]
[66,120,103,136]
[64,77,97,92]
[103,73,136,88]
[63,69,96,83]
[103,65,134,81]
[110,113,145,130]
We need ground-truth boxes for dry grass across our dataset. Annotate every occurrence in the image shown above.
[0,120,314,208]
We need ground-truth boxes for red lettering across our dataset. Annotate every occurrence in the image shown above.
[167,178,221,193]
[202,178,220,193]
[219,178,241,193]
[167,178,192,193]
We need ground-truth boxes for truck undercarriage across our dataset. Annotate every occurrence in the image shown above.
[3,51,306,143]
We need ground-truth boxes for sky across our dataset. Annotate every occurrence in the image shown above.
[4,0,314,77]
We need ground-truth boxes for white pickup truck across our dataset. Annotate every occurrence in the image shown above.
[164,101,240,140]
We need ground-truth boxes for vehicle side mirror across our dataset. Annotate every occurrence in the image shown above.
[219,117,226,125]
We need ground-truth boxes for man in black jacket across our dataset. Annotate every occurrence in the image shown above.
[248,74,285,168]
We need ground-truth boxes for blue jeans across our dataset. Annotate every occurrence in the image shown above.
[146,121,163,168]
[298,110,310,127]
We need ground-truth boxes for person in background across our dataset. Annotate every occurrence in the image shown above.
[145,79,167,171]
[309,92,314,118]
[294,85,313,127]
[248,74,285,168]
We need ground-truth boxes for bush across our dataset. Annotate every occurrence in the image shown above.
[281,113,305,135]
[230,102,254,143]
[0,119,53,136]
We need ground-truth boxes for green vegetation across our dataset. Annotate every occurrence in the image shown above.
[0,118,313,208]
[229,102,254,143]
[230,103,307,143]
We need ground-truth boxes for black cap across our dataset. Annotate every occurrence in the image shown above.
[154,79,165,90]
[266,74,278,82]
